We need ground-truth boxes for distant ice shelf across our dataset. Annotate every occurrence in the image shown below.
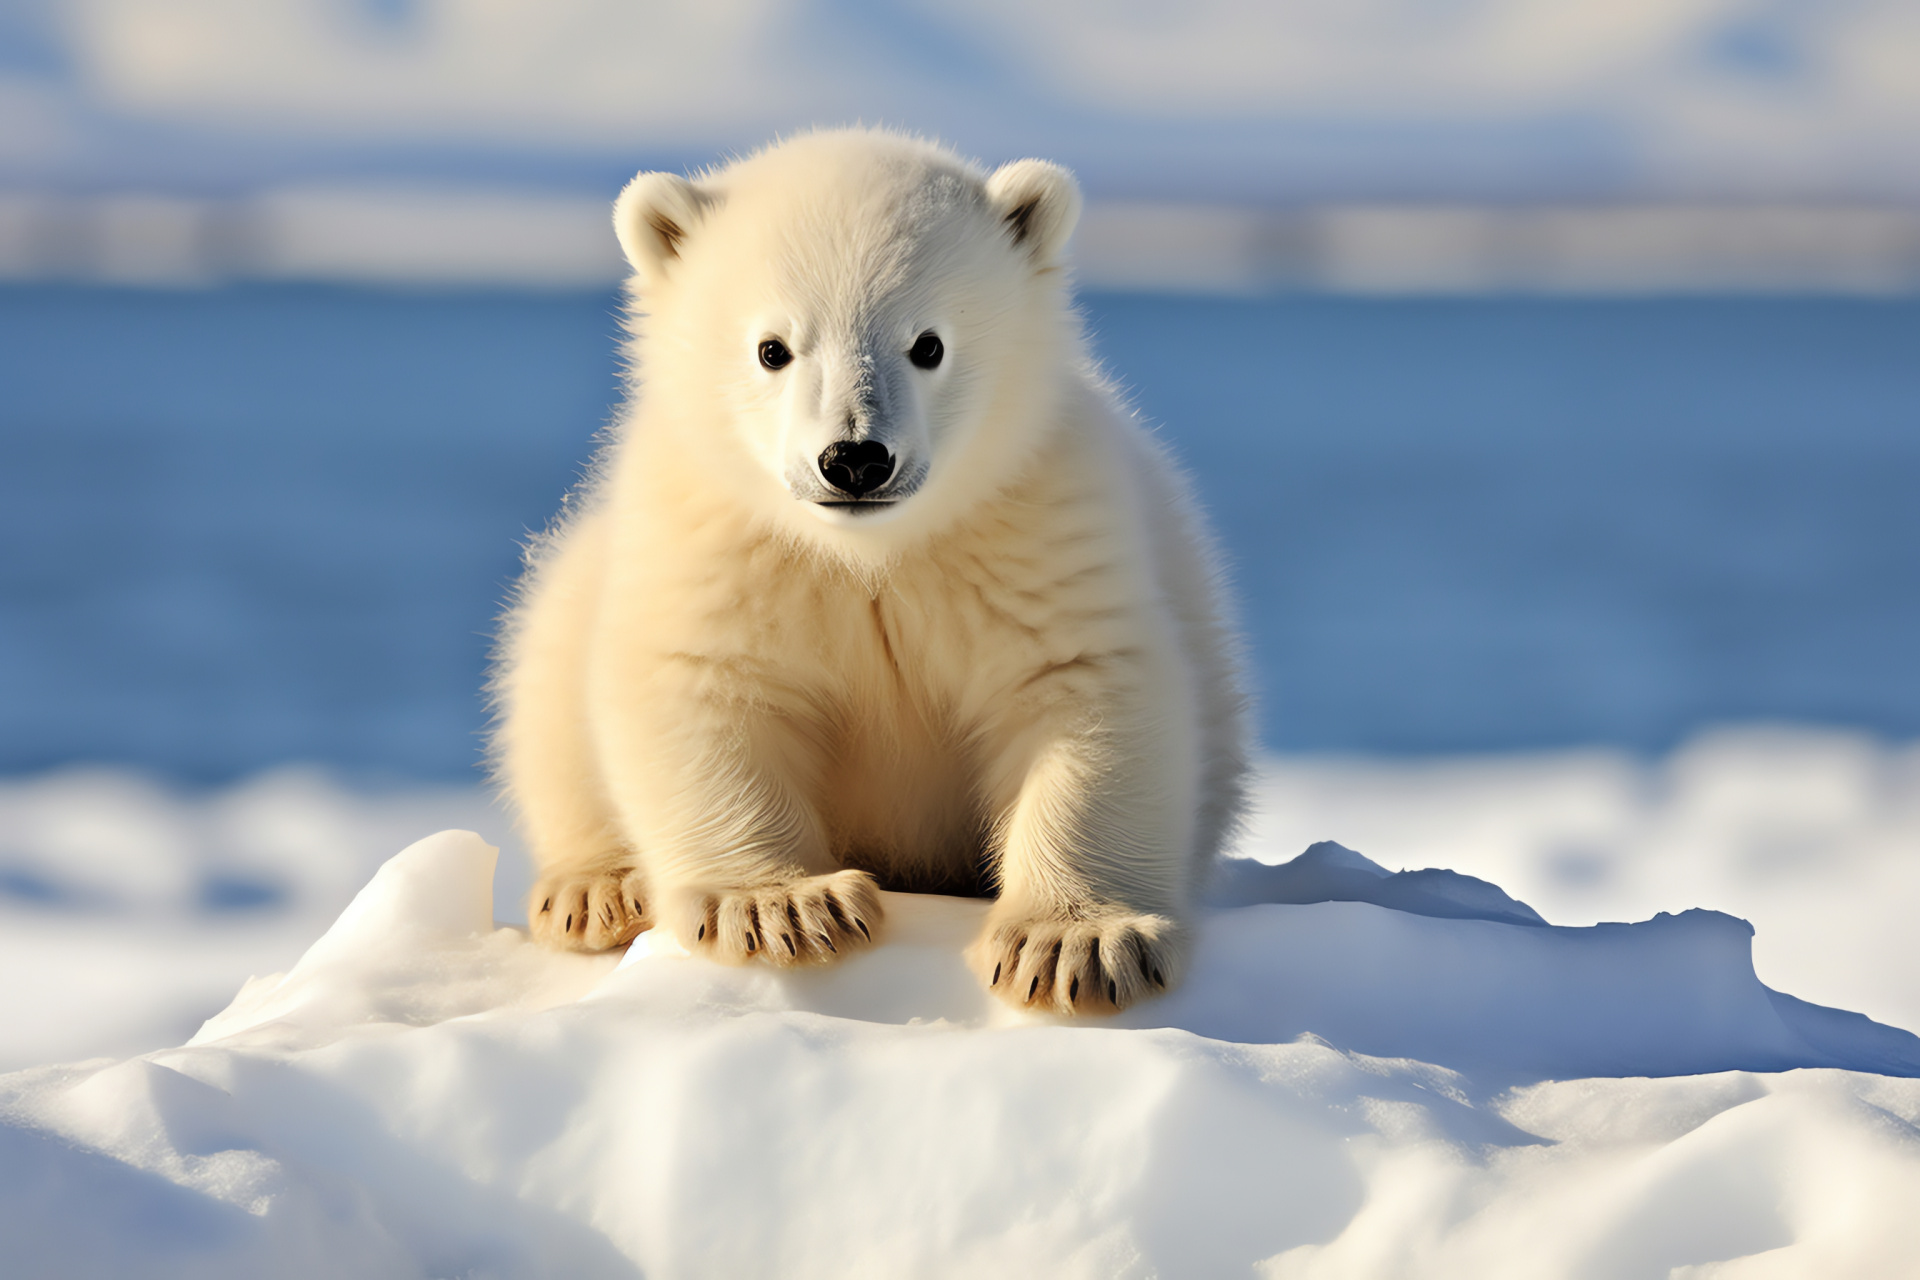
[6,190,1920,294]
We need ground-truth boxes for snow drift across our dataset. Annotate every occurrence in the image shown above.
[5,826,1920,1279]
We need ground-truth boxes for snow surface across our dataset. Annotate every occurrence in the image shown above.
[6,726,1918,1072]
[4,822,1920,1278]
[4,726,1920,1276]
[1249,726,1920,1036]
[0,767,515,1070]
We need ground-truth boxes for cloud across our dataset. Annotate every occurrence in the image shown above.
[0,75,87,161]
[950,0,1739,116]
[39,0,1920,199]
[65,0,859,143]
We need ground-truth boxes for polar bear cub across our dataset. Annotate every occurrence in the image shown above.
[491,129,1246,1014]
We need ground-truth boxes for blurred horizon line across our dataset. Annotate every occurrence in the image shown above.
[6,189,1920,297]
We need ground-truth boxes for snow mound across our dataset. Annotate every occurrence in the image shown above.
[6,829,1920,1278]
[1201,841,1920,1082]
[180,832,1920,1086]
[1252,728,1920,1034]
[1209,839,1548,925]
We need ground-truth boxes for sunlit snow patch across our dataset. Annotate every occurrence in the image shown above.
[176,831,1920,1085]
[5,828,1920,1277]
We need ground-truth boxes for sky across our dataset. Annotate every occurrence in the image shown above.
[3,0,1920,203]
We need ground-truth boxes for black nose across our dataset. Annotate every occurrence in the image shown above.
[818,440,896,498]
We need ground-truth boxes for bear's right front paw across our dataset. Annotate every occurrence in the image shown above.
[529,868,651,952]
[666,870,882,967]
[972,910,1186,1015]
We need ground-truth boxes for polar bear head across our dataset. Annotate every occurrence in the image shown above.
[611,129,1083,555]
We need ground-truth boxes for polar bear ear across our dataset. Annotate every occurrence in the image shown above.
[985,159,1082,267]
[612,171,718,288]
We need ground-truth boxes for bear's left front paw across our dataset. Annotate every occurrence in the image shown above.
[972,910,1187,1015]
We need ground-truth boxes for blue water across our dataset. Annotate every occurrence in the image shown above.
[2,286,1916,782]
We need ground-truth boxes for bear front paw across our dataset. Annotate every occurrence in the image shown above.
[972,910,1186,1015]
[666,870,883,967]
[529,867,651,952]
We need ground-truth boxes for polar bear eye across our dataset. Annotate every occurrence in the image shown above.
[908,330,944,370]
[758,339,793,371]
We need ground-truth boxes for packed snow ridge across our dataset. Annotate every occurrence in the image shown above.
[6,824,1920,1279]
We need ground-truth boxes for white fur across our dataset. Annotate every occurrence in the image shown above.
[491,129,1247,1013]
